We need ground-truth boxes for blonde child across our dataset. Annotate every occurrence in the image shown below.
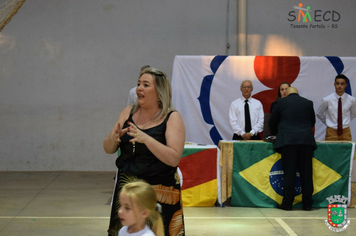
[118,180,164,236]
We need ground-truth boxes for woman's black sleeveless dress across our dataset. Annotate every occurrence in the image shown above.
[107,111,185,236]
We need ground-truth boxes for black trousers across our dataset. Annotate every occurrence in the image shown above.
[232,133,261,140]
[280,145,314,208]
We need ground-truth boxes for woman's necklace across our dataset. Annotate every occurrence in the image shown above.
[136,109,160,129]
[132,109,160,154]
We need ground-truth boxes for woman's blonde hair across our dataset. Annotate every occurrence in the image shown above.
[120,180,164,236]
[131,67,174,120]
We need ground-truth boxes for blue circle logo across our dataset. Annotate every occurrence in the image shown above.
[270,159,302,196]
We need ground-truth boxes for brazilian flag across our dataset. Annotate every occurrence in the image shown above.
[231,142,354,208]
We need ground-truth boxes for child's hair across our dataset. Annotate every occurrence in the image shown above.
[120,180,164,236]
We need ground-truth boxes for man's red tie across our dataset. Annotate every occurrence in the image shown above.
[337,97,343,136]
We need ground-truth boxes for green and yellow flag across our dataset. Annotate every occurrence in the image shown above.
[231,142,354,208]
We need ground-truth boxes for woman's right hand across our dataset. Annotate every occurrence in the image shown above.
[110,121,129,145]
[103,107,131,154]
[110,122,122,145]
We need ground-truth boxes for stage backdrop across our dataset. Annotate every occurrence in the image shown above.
[171,56,356,145]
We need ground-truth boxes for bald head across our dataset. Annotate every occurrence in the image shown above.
[286,87,298,96]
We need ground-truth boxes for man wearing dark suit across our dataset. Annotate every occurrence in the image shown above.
[269,87,317,211]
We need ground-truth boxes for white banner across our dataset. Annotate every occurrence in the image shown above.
[171,55,356,145]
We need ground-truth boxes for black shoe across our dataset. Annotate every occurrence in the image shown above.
[303,206,312,211]
[277,204,292,211]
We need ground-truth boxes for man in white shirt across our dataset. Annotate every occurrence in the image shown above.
[126,65,151,106]
[126,87,137,107]
[229,80,264,140]
[317,74,356,141]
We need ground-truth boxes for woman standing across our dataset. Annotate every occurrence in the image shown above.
[267,82,291,137]
[103,67,186,236]
[270,82,291,113]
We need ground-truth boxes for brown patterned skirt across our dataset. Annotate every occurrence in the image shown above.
[107,170,185,236]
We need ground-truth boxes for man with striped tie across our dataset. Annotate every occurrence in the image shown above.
[317,74,356,141]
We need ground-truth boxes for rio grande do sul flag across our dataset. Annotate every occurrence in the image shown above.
[230,142,354,208]
[178,145,217,207]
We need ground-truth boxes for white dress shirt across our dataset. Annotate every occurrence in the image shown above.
[118,225,155,236]
[229,97,264,136]
[126,87,137,106]
[316,92,356,129]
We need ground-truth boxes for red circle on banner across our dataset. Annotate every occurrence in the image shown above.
[254,56,300,88]
[253,56,301,113]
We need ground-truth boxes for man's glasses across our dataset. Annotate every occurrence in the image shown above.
[241,86,252,89]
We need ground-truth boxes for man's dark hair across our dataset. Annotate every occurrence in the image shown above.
[335,74,348,83]
[140,65,151,71]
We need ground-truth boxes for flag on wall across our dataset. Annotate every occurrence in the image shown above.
[230,142,354,208]
[171,56,356,145]
[178,146,217,207]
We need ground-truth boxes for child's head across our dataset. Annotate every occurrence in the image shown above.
[118,180,164,236]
